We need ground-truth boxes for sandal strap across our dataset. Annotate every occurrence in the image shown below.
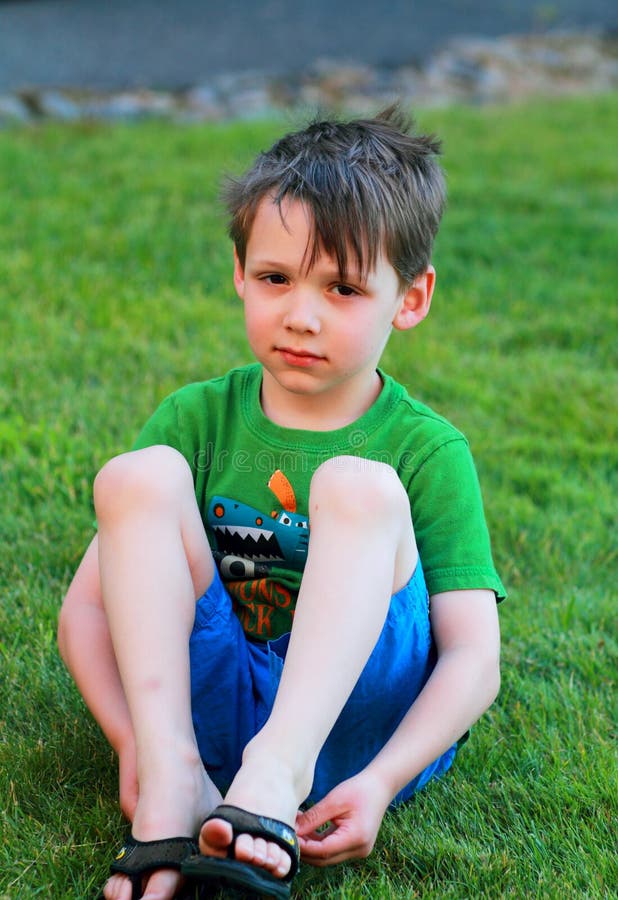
[204,804,299,879]
[110,834,197,877]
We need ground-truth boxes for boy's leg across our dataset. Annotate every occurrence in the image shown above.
[94,445,222,900]
[201,455,418,877]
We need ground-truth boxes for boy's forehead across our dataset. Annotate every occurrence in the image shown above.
[251,194,311,235]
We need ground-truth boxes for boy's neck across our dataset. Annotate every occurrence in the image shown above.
[259,368,384,432]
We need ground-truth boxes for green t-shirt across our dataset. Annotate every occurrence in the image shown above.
[133,363,506,640]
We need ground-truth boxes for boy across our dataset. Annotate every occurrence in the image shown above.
[58,106,504,900]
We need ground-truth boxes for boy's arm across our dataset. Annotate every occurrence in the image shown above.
[57,536,137,819]
[296,588,500,864]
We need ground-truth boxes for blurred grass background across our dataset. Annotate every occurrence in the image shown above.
[0,93,616,897]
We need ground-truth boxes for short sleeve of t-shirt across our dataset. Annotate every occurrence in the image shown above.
[404,436,506,601]
[132,394,186,458]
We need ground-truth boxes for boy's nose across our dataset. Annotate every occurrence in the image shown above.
[282,289,321,333]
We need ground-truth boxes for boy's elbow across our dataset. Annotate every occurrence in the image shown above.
[479,611,501,708]
[488,668,501,709]
[481,651,501,709]
[57,592,79,667]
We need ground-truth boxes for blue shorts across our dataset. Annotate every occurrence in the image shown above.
[189,561,457,807]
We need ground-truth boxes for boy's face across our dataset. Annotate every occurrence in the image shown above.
[234,196,433,427]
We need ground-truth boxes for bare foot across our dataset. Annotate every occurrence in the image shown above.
[199,741,309,881]
[104,747,222,900]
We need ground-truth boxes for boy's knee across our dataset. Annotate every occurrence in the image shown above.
[93,445,192,520]
[309,455,408,523]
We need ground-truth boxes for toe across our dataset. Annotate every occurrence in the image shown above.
[252,836,268,865]
[104,868,185,900]
[234,836,291,877]
[199,817,233,856]
[199,812,294,881]
[103,874,128,900]
[273,844,292,878]
[139,868,184,900]
[233,832,255,863]
[105,874,133,900]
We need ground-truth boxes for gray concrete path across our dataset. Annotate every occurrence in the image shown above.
[1,0,616,91]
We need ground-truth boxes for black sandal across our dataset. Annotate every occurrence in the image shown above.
[182,804,300,899]
[100,834,198,900]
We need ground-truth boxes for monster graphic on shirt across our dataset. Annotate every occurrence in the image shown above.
[207,470,309,638]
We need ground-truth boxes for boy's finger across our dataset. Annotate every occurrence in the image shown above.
[296,798,337,835]
[299,830,362,866]
[297,821,336,842]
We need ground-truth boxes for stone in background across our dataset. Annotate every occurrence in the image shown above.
[1,31,616,126]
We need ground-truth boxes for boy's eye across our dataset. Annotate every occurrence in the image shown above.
[263,273,288,285]
[332,284,358,297]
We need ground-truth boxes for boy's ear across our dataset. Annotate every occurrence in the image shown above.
[392,266,436,331]
[233,247,245,299]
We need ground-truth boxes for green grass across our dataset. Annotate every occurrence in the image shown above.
[1,94,616,898]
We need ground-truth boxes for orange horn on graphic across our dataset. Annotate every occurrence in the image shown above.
[267,470,297,513]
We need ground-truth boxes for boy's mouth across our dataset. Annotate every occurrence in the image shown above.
[277,347,325,367]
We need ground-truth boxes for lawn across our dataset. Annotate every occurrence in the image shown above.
[0,93,616,898]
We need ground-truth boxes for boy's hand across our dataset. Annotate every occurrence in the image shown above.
[118,734,139,821]
[295,770,391,865]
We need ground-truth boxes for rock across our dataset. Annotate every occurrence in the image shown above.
[84,90,176,121]
[183,84,224,120]
[36,90,81,120]
[0,29,615,125]
[226,85,277,120]
[0,93,31,125]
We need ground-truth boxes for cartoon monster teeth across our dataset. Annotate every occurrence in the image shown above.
[211,524,284,562]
